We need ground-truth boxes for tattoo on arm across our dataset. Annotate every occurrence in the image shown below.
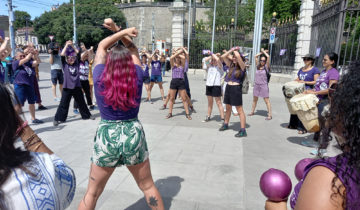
[148,196,158,207]
[90,176,96,181]
[126,42,136,50]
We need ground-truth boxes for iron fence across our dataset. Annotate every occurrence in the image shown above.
[184,29,248,69]
[269,21,298,74]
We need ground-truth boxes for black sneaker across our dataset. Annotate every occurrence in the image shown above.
[38,105,47,110]
[202,116,211,123]
[235,130,247,137]
[32,119,44,124]
[89,105,95,111]
[219,124,229,131]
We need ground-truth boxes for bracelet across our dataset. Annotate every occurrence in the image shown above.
[33,142,44,152]
[23,133,37,148]
[16,121,28,136]
[25,138,42,149]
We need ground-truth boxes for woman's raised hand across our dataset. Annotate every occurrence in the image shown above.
[124,27,138,38]
[103,18,120,32]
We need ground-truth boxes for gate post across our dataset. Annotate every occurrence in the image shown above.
[293,0,315,78]
[169,1,186,49]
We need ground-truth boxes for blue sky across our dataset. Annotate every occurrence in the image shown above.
[0,0,69,19]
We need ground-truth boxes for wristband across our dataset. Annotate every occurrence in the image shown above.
[16,121,28,136]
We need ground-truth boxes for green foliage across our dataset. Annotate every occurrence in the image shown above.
[204,0,300,32]
[33,0,126,48]
[14,11,32,30]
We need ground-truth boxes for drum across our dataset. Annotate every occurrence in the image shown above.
[290,94,320,132]
[283,81,305,114]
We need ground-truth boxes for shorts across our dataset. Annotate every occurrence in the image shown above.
[224,85,243,106]
[51,69,64,85]
[14,84,36,105]
[91,118,149,167]
[150,75,162,83]
[170,78,185,90]
[206,85,222,97]
[143,76,150,84]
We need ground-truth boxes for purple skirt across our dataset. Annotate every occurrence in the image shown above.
[253,83,269,98]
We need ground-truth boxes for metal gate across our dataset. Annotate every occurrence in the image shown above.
[310,0,360,68]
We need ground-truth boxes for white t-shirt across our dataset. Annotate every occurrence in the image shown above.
[206,65,223,86]
[2,152,76,210]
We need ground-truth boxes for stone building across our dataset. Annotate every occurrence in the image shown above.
[117,0,210,51]
[15,27,47,52]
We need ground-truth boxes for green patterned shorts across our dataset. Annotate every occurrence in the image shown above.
[91,118,149,167]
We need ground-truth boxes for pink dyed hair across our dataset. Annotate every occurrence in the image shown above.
[101,45,139,111]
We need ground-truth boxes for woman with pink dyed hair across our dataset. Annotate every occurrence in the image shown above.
[78,19,164,210]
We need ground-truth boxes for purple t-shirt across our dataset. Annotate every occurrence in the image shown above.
[142,63,149,77]
[151,60,161,76]
[172,66,185,79]
[225,68,244,83]
[93,64,143,120]
[297,67,320,90]
[223,63,230,72]
[61,56,81,89]
[314,68,340,99]
[79,60,89,81]
[290,155,360,209]
[13,60,35,87]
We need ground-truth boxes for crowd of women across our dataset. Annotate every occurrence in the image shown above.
[0,17,359,209]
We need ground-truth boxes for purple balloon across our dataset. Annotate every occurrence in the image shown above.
[260,168,292,202]
[294,158,314,181]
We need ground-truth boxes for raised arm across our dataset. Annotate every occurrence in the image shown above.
[261,48,270,69]
[234,51,246,71]
[102,18,140,66]
[61,41,72,57]
[221,47,237,67]
[0,37,9,55]
[170,48,183,68]
[182,47,189,61]
[95,26,138,67]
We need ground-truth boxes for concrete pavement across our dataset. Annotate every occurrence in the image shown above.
[20,62,340,210]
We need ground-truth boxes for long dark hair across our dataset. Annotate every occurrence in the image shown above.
[326,52,338,68]
[323,61,360,209]
[0,84,32,209]
[257,54,268,69]
[228,55,245,79]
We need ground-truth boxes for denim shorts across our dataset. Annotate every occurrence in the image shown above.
[14,84,36,105]
[150,75,162,83]
[51,69,64,85]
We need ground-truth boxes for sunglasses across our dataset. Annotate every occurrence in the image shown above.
[19,55,25,58]
[67,56,76,60]
[260,60,266,62]
[303,58,312,61]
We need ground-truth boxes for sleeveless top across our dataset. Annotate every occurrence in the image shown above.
[290,155,360,209]
[225,67,244,84]
[172,66,185,79]
[255,65,268,85]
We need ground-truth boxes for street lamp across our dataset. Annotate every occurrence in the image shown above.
[230,18,235,48]
[269,12,277,63]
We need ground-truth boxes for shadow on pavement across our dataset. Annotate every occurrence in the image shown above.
[34,125,66,134]
[287,134,315,146]
[253,110,269,117]
[229,122,251,130]
[125,176,184,210]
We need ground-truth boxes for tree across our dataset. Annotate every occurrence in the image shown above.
[33,0,127,48]
[204,0,301,33]
[14,11,32,30]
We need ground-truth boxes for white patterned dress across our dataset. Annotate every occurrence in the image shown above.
[2,152,76,210]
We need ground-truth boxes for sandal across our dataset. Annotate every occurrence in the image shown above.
[166,113,173,119]
[186,114,192,120]
[298,130,307,135]
[265,116,272,120]
[247,112,254,116]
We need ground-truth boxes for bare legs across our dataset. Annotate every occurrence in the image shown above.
[29,104,36,121]
[78,160,164,210]
[207,96,224,119]
[249,96,272,119]
[144,83,151,101]
[224,104,246,129]
[52,84,63,99]
[150,82,165,101]
[167,89,190,119]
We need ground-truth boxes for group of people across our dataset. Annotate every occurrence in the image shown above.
[1,16,360,210]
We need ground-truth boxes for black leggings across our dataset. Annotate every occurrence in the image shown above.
[175,72,191,99]
[289,114,306,131]
[74,80,93,109]
[55,87,91,121]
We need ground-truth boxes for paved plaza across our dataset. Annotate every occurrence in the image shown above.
[20,61,340,210]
